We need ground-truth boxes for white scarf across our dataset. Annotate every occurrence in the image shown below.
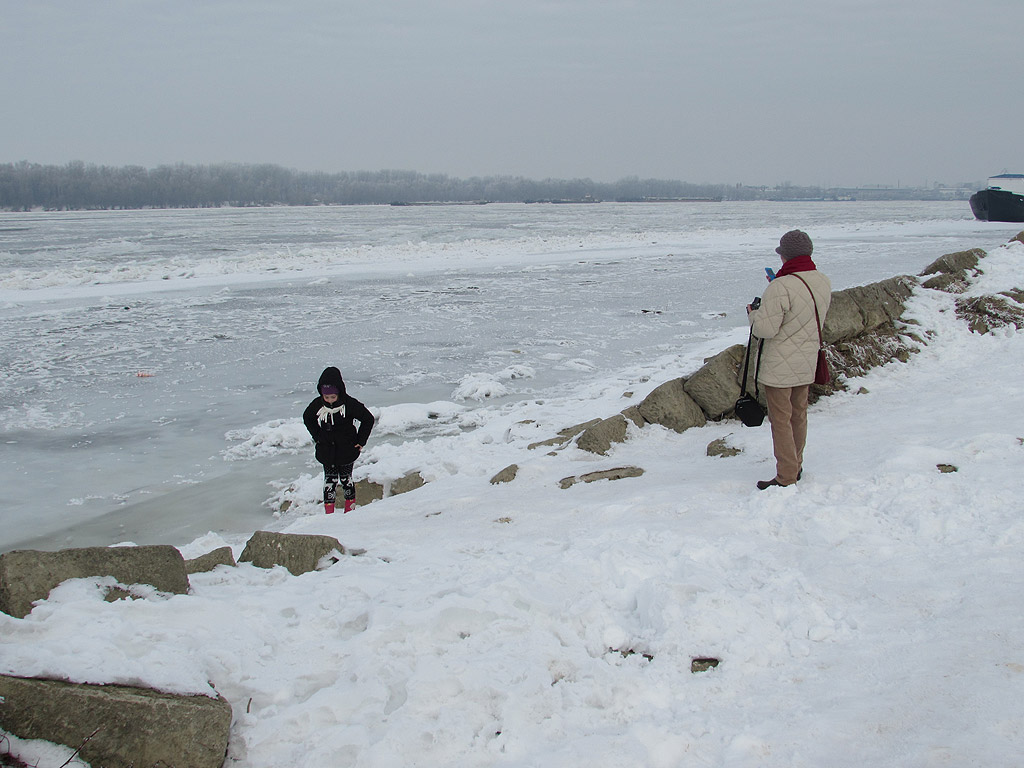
[317,403,346,425]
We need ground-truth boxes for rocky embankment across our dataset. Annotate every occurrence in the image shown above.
[489,234,1023,487]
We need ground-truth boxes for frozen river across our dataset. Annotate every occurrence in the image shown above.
[1,201,1018,551]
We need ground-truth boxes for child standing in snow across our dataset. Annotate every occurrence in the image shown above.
[302,366,375,514]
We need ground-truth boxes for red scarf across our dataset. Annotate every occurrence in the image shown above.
[774,254,817,278]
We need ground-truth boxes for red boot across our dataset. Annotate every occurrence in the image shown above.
[324,502,335,515]
[344,499,355,514]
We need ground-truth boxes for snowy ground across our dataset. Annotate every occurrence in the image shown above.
[2,238,1023,767]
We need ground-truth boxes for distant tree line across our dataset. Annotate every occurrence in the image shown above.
[0,161,963,211]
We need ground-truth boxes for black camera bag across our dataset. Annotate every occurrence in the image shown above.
[735,331,766,427]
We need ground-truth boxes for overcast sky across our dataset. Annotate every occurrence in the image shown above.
[2,1,1020,188]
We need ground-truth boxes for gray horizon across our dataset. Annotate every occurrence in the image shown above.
[2,1,1020,189]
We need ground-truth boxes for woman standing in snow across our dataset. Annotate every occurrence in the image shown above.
[746,230,831,490]
[302,366,375,514]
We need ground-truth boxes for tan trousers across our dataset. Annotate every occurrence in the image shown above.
[764,385,809,485]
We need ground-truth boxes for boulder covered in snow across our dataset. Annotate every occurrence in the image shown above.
[683,343,746,419]
[185,546,237,575]
[239,531,345,576]
[0,674,231,768]
[823,276,916,342]
[354,478,385,505]
[635,378,707,433]
[919,247,985,292]
[0,545,190,619]
[389,470,427,496]
[577,413,630,455]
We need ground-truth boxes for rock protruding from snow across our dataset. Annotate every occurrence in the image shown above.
[707,437,742,457]
[490,464,519,484]
[0,674,231,768]
[239,531,345,576]
[576,414,630,456]
[558,466,645,490]
[955,295,1024,334]
[636,378,708,433]
[683,344,746,419]
[0,545,190,619]
[919,248,985,293]
[390,471,427,496]
[185,546,236,574]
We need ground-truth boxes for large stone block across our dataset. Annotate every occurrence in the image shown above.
[683,344,745,419]
[354,478,384,506]
[0,545,190,619]
[577,414,629,455]
[877,275,916,318]
[185,546,236,575]
[847,283,894,329]
[921,272,968,293]
[636,378,707,433]
[823,276,914,343]
[389,471,426,496]
[845,277,913,330]
[238,531,345,576]
[920,248,984,277]
[0,674,231,768]
[620,405,645,428]
[822,289,865,343]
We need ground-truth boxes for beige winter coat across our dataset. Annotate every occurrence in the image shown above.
[748,269,832,388]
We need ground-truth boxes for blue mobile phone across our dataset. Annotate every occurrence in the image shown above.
[765,267,776,281]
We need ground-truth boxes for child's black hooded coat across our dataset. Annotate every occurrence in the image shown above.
[302,366,375,466]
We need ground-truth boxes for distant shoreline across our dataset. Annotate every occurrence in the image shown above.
[0,161,975,212]
[2,197,970,215]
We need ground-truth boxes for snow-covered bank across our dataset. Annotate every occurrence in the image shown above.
[2,239,1023,767]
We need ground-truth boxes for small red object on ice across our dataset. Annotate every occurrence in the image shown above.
[135,372,154,378]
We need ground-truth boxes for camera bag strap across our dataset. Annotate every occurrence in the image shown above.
[740,329,764,398]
